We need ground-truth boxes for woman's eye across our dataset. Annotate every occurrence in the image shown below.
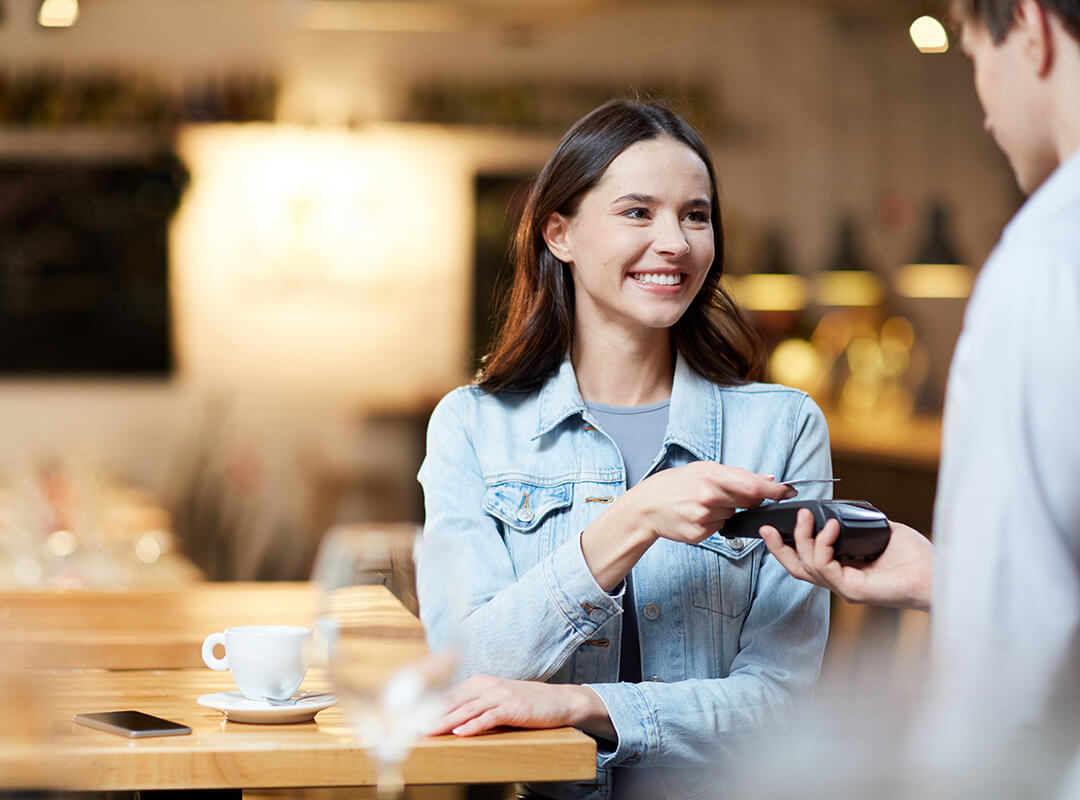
[623,207,650,220]
[686,210,710,223]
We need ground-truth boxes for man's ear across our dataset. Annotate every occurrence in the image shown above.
[541,212,574,263]
[1015,0,1054,76]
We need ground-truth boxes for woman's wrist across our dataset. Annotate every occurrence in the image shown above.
[580,495,658,591]
[567,685,616,740]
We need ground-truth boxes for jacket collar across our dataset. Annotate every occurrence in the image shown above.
[665,356,719,462]
[533,353,720,462]
[534,356,587,440]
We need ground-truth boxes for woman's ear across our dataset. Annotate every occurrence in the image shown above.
[541,212,574,263]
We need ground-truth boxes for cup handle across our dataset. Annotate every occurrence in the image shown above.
[202,632,228,670]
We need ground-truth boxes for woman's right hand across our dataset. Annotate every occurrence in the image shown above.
[628,461,796,545]
[581,462,794,590]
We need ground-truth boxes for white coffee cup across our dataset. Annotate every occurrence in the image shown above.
[201,625,312,701]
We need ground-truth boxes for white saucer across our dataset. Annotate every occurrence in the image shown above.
[197,690,338,724]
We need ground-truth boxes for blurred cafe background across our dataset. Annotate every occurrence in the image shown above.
[0,0,1018,672]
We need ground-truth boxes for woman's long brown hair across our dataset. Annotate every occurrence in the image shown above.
[477,99,765,394]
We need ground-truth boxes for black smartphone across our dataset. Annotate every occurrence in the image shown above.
[72,710,193,738]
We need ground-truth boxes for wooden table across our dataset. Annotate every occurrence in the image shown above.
[0,583,597,791]
[5,668,595,791]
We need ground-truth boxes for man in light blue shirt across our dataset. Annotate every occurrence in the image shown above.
[761,0,1080,766]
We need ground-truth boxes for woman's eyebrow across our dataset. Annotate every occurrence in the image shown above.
[611,192,656,205]
[611,193,710,207]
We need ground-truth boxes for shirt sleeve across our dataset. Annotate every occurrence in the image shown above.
[416,389,624,680]
[584,395,832,768]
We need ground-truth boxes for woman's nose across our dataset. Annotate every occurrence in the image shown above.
[653,215,691,257]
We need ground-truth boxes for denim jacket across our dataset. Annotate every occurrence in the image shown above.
[417,355,831,800]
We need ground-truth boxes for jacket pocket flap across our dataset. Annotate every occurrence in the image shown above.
[695,533,763,560]
[483,481,573,532]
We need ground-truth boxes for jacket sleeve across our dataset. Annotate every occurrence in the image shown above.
[416,388,624,680]
[584,394,832,768]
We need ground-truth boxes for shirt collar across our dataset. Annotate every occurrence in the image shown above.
[1004,147,1080,240]
[533,353,721,462]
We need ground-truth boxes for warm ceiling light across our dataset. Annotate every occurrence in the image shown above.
[729,227,809,312]
[814,270,885,307]
[896,202,972,298]
[38,0,79,27]
[729,274,809,312]
[910,15,948,53]
[814,218,885,308]
[895,263,973,298]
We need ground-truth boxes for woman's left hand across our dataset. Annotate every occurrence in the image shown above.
[427,675,614,739]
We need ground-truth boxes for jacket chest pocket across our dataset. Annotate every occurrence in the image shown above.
[689,535,762,619]
[482,481,574,557]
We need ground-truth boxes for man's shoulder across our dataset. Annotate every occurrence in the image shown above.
[1000,158,1080,262]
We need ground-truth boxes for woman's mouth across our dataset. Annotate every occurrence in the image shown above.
[630,272,683,286]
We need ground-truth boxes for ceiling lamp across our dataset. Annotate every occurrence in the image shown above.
[910,15,949,53]
[895,202,973,298]
[813,217,885,308]
[37,0,78,27]
[728,228,808,312]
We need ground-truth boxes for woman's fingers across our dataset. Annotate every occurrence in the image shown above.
[450,708,503,737]
[710,468,796,507]
[426,676,553,738]
[438,696,499,733]
[425,676,495,736]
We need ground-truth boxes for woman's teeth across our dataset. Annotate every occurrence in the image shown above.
[632,272,682,286]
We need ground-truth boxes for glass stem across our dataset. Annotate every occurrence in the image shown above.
[375,757,406,800]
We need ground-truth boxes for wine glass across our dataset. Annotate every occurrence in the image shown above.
[311,523,463,799]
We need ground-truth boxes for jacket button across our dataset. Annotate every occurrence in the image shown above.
[517,506,534,523]
[729,538,745,551]
[642,603,660,620]
[648,675,663,682]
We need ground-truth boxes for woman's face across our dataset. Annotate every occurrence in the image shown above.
[543,136,715,342]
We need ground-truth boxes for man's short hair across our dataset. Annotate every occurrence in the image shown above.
[952,0,1080,43]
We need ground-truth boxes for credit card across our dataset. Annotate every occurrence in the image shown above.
[780,478,841,488]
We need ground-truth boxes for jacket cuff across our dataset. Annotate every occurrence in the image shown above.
[541,533,624,638]
[581,682,659,768]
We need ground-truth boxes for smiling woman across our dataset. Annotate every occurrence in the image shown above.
[541,137,715,346]
[416,99,833,800]
[476,100,764,396]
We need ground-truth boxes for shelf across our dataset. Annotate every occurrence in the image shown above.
[0,127,174,160]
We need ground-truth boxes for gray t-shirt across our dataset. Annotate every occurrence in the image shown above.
[586,398,671,799]
[585,398,670,688]
[586,399,670,489]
